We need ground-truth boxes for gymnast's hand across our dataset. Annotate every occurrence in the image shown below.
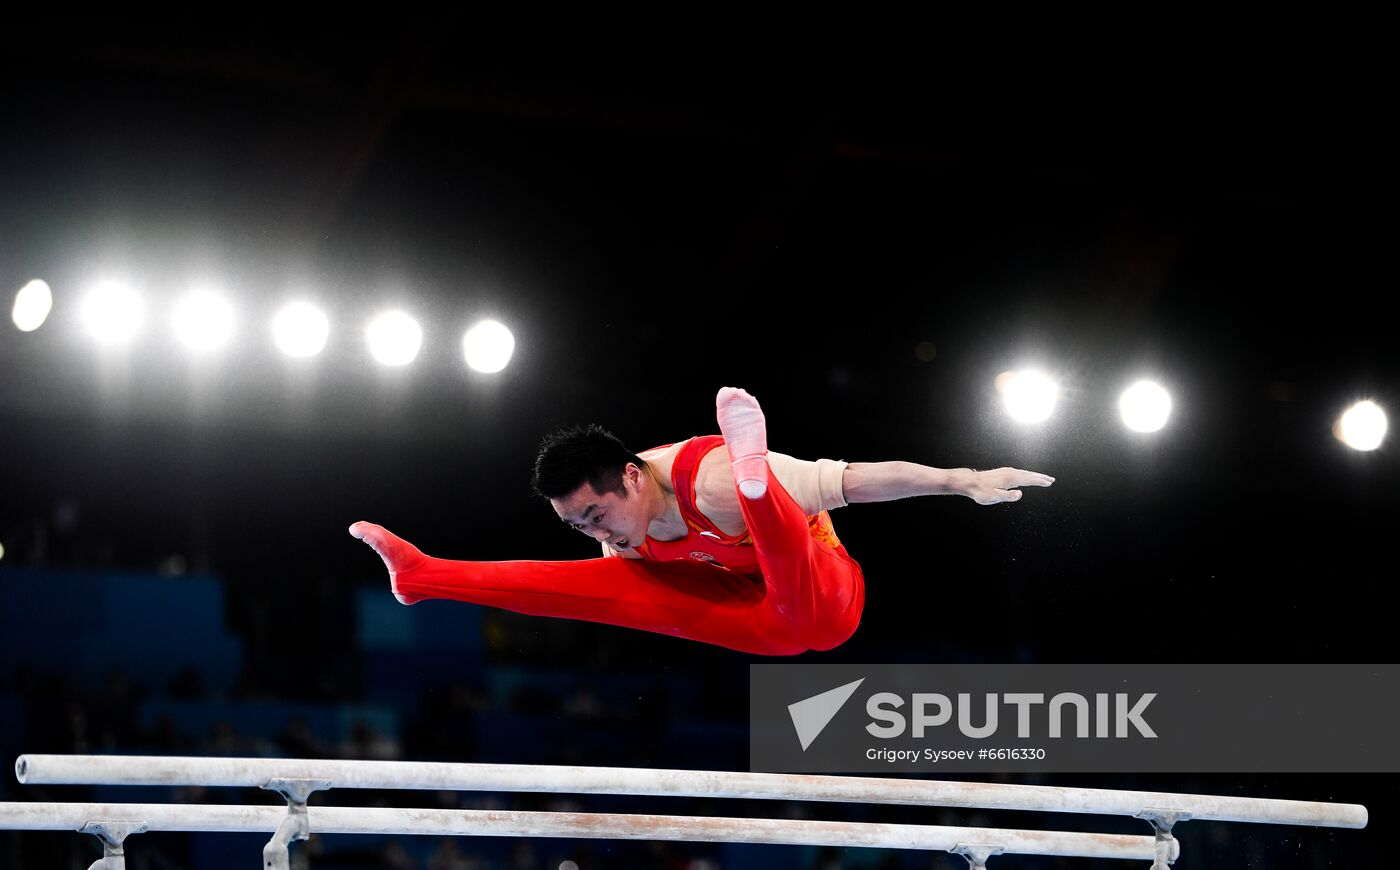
[961,468,1055,505]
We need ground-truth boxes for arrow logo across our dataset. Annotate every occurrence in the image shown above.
[787,677,865,751]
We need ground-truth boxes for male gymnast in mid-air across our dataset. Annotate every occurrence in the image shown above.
[351,387,1053,655]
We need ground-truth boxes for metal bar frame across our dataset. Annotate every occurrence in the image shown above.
[14,754,1368,828]
[0,802,1172,861]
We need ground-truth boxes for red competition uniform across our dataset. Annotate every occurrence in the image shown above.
[388,436,865,655]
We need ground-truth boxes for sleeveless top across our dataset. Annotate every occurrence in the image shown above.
[633,435,845,578]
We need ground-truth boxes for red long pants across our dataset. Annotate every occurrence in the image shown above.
[388,466,865,655]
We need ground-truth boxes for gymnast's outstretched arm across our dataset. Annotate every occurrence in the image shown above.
[692,451,1052,531]
[707,387,1051,510]
[840,463,1054,506]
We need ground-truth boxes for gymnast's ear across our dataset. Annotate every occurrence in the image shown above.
[621,462,645,494]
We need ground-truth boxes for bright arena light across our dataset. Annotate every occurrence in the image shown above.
[1119,380,1173,433]
[366,310,423,367]
[272,302,329,358]
[1335,400,1387,452]
[462,319,515,373]
[80,281,144,345]
[172,290,235,352]
[12,279,53,332]
[997,369,1058,423]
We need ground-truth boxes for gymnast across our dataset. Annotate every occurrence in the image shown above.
[351,387,1052,655]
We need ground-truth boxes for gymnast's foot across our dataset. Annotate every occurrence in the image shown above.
[349,521,426,604]
[716,386,769,500]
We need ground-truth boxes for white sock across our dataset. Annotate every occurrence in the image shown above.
[715,386,769,500]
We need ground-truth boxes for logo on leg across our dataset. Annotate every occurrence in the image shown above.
[787,677,865,751]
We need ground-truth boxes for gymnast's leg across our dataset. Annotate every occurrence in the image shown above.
[349,521,810,655]
[714,387,865,651]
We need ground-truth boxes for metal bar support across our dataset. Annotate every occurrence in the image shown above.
[1137,809,1191,868]
[953,842,1005,869]
[79,820,149,870]
[260,778,330,870]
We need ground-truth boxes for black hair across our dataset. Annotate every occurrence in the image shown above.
[532,424,644,499]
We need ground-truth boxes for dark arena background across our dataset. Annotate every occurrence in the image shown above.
[2,27,1395,869]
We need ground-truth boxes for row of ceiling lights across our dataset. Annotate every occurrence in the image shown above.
[11,279,515,373]
[10,279,1389,451]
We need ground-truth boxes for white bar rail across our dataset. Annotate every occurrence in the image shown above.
[0,802,1173,861]
[14,754,1368,829]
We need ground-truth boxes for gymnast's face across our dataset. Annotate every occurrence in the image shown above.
[550,464,647,553]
